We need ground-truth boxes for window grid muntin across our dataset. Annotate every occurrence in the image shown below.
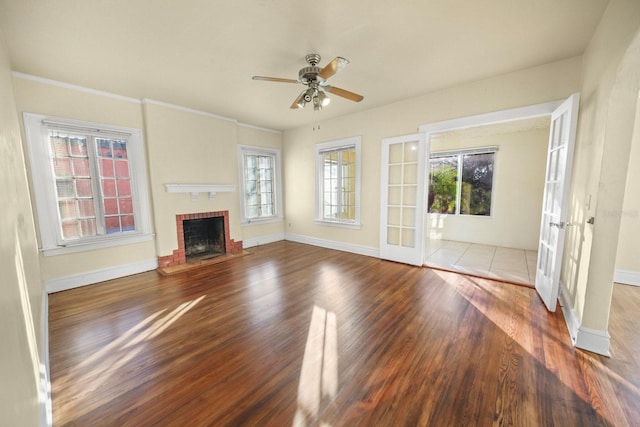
[48,129,136,243]
[50,132,100,240]
[243,152,276,220]
[96,138,135,234]
[321,146,356,222]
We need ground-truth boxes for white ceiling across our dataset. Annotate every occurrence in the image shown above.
[0,0,608,131]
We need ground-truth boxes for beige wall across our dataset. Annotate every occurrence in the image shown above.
[561,0,640,334]
[12,77,158,282]
[143,102,242,256]
[283,56,582,251]
[429,119,550,250]
[0,31,44,425]
[615,94,640,273]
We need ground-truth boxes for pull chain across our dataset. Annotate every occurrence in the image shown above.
[312,108,321,131]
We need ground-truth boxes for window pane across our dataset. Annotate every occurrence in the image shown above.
[69,137,88,156]
[121,215,135,231]
[100,158,115,177]
[319,146,358,223]
[53,158,72,177]
[96,138,137,233]
[80,218,96,236]
[102,179,117,197]
[51,136,69,157]
[61,221,80,239]
[115,160,130,178]
[461,153,494,216]
[49,133,98,242]
[105,216,121,234]
[75,179,93,197]
[97,139,113,157]
[59,200,77,220]
[72,158,90,177]
[117,179,131,197]
[243,153,276,219]
[113,141,128,159]
[118,198,133,214]
[78,199,95,217]
[428,156,457,214]
[56,180,75,198]
[103,198,118,215]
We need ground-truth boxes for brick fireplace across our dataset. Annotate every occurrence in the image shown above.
[158,210,243,268]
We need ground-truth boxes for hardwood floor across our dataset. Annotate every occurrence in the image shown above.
[48,241,639,426]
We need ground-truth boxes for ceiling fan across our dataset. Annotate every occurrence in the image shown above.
[252,54,364,110]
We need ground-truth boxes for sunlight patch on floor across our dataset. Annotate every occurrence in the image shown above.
[54,294,206,425]
[432,268,622,426]
[294,305,337,427]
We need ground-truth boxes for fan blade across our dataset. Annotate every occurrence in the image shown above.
[326,85,364,102]
[290,91,307,109]
[318,57,349,80]
[252,76,299,84]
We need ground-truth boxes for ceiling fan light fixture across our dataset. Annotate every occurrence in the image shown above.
[304,87,314,103]
[296,98,307,109]
[253,54,364,110]
[318,90,331,106]
[313,94,322,111]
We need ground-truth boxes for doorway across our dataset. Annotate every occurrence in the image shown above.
[419,101,562,284]
[423,116,550,285]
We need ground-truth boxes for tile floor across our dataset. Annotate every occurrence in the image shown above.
[424,239,538,286]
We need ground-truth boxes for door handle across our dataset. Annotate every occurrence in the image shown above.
[549,221,565,229]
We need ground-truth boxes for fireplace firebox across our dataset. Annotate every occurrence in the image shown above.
[157,211,243,269]
[183,216,225,262]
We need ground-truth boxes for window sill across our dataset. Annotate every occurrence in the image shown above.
[315,219,362,230]
[428,213,493,218]
[41,232,154,256]
[241,216,283,226]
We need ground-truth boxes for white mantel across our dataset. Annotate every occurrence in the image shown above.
[164,184,236,200]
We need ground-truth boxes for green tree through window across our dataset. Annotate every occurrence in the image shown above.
[428,151,495,216]
[428,156,458,214]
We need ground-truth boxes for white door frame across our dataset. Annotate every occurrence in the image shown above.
[417,100,565,264]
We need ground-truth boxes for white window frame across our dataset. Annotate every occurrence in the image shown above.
[429,146,497,217]
[237,145,283,224]
[23,113,152,256]
[315,136,362,228]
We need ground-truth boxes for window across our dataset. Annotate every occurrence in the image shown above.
[315,136,361,227]
[23,113,152,255]
[238,145,282,223]
[428,147,495,216]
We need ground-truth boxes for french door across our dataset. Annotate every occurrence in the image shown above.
[535,93,580,312]
[379,133,427,265]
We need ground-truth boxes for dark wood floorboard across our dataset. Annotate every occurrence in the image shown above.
[48,241,639,426]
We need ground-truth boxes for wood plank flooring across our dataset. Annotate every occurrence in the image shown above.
[48,241,640,426]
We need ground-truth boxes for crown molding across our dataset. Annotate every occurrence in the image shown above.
[12,71,142,104]
[12,71,281,133]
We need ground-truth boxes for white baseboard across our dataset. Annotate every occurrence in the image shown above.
[614,269,640,286]
[44,258,158,294]
[284,233,380,258]
[574,326,611,357]
[40,292,52,426]
[558,285,580,340]
[559,285,611,357]
[243,233,285,248]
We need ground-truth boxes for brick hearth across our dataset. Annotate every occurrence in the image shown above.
[158,211,243,268]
